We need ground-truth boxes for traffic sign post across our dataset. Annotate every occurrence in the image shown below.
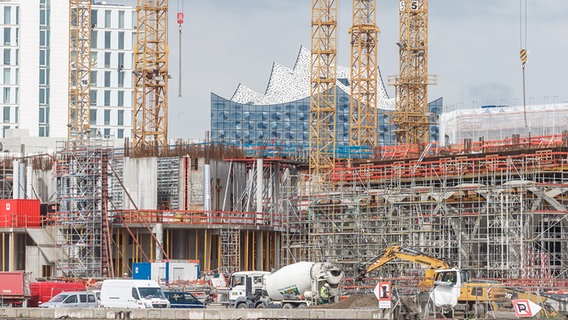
[374,281,392,309]
[512,299,542,318]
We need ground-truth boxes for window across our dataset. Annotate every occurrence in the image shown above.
[91,9,98,27]
[104,31,111,49]
[64,295,78,304]
[39,69,46,85]
[41,265,52,278]
[90,90,97,106]
[104,71,110,87]
[132,288,140,300]
[118,71,124,87]
[39,107,45,123]
[118,128,124,138]
[88,294,96,303]
[39,49,46,66]
[79,294,87,303]
[104,109,110,125]
[40,30,46,46]
[90,109,97,125]
[4,27,10,45]
[4,7,11,25]
[118,31,124,49]
[90,71,97,86]
[3,107,9,122]
[104,128,110,138]
[39,88,46,104]
[118,109,124,125]
[91,31,97,49]
[105,10,111,28]
[104,90,110,106]
[3,87,9,103]
[3,68,9,84]
[118,52,125,70]
[104,52,111,68]
[118,91,124,106]
[3,48,10,65]
[118,11,125,28]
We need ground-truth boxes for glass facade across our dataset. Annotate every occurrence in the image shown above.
[211,87,442,150]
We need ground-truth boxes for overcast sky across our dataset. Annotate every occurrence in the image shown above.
[118,0,568,140]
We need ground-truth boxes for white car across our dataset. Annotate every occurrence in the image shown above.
[39,291,98,308]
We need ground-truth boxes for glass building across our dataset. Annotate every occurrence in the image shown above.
[211,46,442,151]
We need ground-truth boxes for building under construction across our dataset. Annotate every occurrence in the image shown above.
[0,0,567,298]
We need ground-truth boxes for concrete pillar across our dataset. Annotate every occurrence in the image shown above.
[256,158,263,223]
[153,223,164,261]
[12,160,19,199]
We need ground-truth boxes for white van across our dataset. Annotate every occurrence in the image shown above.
[100,279,170,308]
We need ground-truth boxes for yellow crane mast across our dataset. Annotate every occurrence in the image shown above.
[349,0,379,148]
[133,0,169,156]
[391,0,436,146]
[68,0,92,145]
[309,0,337,181]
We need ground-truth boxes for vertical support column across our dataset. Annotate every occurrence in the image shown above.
[153,223,164,261]
[256,158,263,221]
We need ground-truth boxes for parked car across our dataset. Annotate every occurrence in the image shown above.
[100,279,169,308]
[39,291,98,308]
[163,291,205,308]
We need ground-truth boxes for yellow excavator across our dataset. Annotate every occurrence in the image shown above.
[357,246,556,317]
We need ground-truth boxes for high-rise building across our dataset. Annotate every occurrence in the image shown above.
[0,1,134,139]
[90,2,135,139]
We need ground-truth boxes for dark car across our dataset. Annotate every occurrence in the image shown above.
[163,291,206,308]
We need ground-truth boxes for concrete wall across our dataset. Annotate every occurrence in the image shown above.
[0,307,390,319]
[123,157,158,210]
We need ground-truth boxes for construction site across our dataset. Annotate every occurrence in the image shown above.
[0,0,567,318]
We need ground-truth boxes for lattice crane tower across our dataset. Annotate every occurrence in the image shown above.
[133,0,169,155]
[391,0,436,145]
[68,0,92,145]
[309,0,337,179]
[349,0,379,148]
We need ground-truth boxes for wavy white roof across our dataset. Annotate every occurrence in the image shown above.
[230,46,394,110]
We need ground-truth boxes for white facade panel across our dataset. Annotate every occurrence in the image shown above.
[18,1,39,136]
[49,1,69,138]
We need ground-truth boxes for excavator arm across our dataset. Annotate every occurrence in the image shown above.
[357,246,452,288]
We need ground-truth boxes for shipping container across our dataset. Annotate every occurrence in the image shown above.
[133,260,200,285]
[0,271,30,307]
[0,199,41,227]
[28,281,86,307]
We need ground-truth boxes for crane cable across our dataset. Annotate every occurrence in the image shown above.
[519,0,528,127]
[177,0,184,97]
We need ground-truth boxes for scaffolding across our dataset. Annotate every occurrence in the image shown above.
[307,149,568,289]
[55,141,115,278]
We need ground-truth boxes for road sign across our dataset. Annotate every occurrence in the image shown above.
[512,299,542,317]
[177,12,184,24]
[373,281,391,309]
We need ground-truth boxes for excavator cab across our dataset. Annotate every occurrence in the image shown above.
[433,269,468,287]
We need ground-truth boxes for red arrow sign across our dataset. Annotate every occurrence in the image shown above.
[177,12,184,24]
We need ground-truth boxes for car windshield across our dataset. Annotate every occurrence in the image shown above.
[49,293,70,303]
[138,287,165,299]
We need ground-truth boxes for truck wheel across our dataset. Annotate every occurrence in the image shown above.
[236,303,247,309]
[472,302,485,317]
[255,303,266,309]
[282,303,294,309]
[297,303,307,308]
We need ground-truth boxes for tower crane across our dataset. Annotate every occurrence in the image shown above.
[349,0,379,149]
[309,0,338,186]
[68,0,92,145]
[133,0,169,156]
[390,0,436,147]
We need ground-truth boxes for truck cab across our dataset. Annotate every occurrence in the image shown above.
[228,271,269,308]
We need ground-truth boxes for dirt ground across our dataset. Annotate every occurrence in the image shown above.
[312,294,379,309]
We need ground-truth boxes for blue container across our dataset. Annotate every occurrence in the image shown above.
[132,262,151,280]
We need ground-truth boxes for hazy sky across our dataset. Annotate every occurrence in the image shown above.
[118,0,568,139]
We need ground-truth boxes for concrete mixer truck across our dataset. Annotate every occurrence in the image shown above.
[228,261,344,309]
